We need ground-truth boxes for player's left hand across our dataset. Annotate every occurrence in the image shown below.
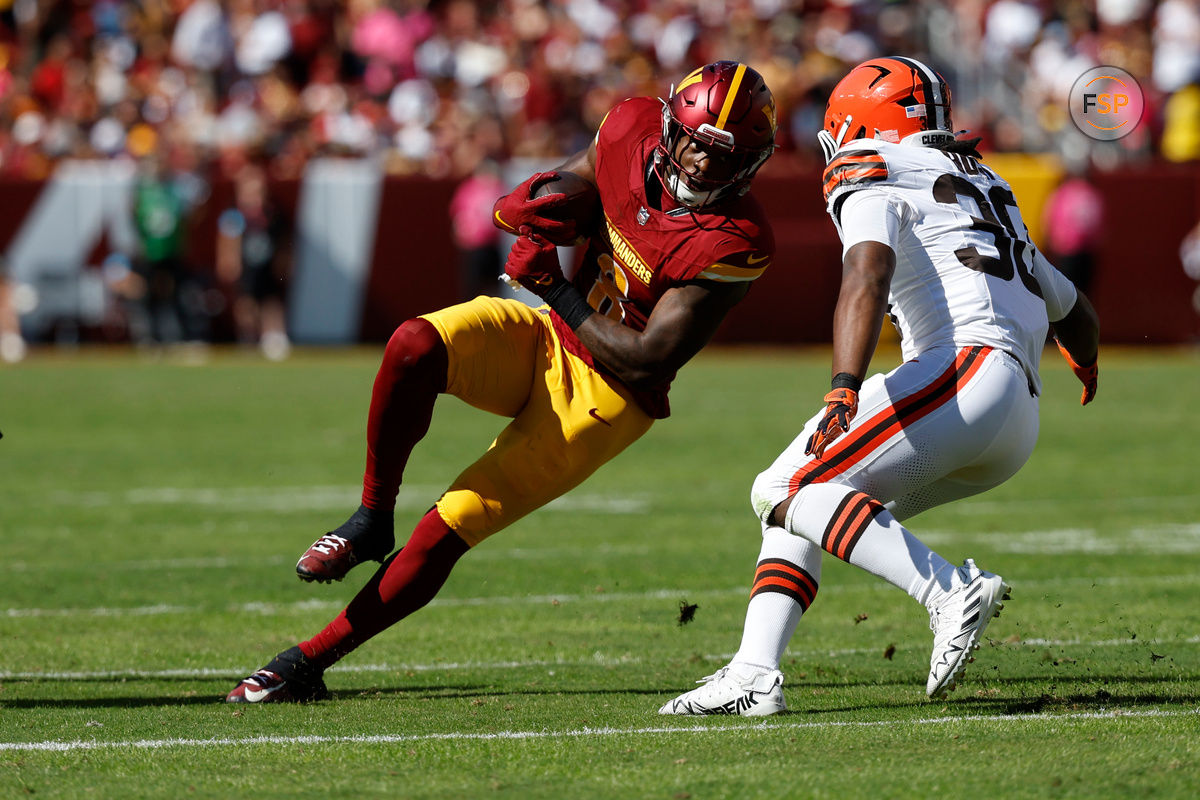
[1055,338,1098,406]
[805,388,859,458]
[503,229,563,297]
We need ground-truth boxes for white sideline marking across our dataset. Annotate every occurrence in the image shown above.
[4,635,1196,682]
[46,485,649,515]
[7,571,1200,620]
[2,708,1196,753]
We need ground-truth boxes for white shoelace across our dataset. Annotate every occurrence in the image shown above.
[695,667,729,685]
[310,534,349,555]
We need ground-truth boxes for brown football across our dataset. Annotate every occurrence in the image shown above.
[530,171,601,242]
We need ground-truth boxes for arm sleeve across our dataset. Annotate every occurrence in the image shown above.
[1031,249,1079,322]
[836,190,908,257]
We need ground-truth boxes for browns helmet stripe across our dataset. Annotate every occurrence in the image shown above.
[889,56,948,131]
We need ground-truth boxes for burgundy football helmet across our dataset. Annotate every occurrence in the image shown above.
[656,61,777,208]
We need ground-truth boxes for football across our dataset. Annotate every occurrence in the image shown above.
[531,171,601,242]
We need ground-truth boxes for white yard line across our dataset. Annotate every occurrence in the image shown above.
[14,521,1200,575]
[954,495,1200,515]
[3,635,1196,682]
[11,544,653,573]
[2,708,1195,753]
[6,571,1200,619]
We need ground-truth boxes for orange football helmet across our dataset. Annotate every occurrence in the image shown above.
[656,61,777,208]
[818,56,955,163]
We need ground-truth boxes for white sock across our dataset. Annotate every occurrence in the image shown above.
[784,483,958,608]
[731,524,822,670]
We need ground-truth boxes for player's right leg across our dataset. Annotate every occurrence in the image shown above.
[297,297,545,583]
[296,316,449,582]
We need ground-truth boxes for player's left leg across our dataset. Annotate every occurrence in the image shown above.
[230,507,469,702]
[658,523,818,716]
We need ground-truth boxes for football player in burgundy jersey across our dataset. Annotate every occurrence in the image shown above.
[227,61,778,703]
[659,57,1100,717]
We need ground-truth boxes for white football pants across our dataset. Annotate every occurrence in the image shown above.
[752,345,1039,524]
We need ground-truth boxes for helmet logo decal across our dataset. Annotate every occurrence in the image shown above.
[762,102,777,133]
[865,64,891,88]
[674,68,706,95]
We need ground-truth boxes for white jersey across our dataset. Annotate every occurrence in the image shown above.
[823,139,1078,394]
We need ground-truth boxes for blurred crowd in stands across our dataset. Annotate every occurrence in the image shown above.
[2,0,1200,360]
[1,0,1199,186]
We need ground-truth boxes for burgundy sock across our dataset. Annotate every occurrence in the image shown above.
[299,509,469,670]
[361,318,448,512]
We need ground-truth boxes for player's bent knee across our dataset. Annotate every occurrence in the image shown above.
[385,318,448,388]
[435,488,501,549]
[750,470,780,523]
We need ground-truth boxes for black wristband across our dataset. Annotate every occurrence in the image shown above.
[831,372,862,392]
[541,279,594,330]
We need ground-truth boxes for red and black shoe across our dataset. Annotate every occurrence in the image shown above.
[226,647,329,703]
[295,505,394,583]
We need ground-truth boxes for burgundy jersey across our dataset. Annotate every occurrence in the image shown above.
[551,97,775,418]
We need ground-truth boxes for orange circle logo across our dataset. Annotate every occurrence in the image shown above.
[1069,66,1144,141]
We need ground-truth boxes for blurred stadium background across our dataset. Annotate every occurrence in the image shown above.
[0,0,1198,363]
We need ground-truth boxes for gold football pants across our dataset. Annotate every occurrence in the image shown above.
[420,296,653,547]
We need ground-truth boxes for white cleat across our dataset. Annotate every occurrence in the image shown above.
[658,664,786,717]
[926,558,1010,699]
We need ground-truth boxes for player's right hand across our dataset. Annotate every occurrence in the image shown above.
[1055,338,1098,406]
[492,172,577,243]
[805,388,859,458]
[503,228,564,296]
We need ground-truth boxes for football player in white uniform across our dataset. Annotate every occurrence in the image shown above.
[660,56,1100,716]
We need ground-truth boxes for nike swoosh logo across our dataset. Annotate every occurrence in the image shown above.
[746,253,769,265]
[494,209,515,232]
[588,408,612,427]
[242,686,276,702]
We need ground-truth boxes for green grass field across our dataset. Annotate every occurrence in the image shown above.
[2,345,1198,798]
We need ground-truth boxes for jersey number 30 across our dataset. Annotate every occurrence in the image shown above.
[933,173,1043,298]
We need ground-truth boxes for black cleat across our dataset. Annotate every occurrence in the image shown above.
[226,647,329,703]
[296,505,394,583]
